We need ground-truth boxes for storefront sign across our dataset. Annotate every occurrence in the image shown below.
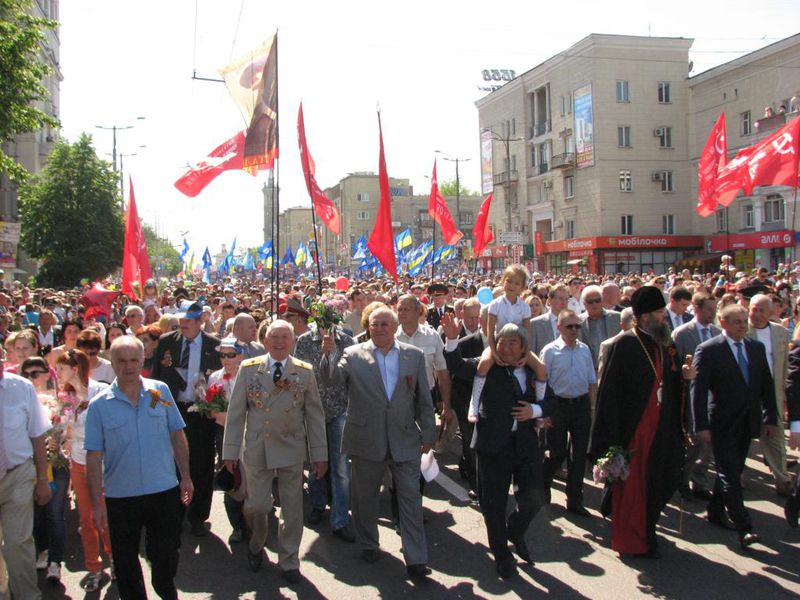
[480,245,509,258]
[709,230,794,252]
[541,235,704,254]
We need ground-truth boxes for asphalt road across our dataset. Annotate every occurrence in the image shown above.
[37,438,800,599]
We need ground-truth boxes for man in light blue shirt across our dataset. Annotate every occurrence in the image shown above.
[540,309,597,517]
[85,336,192,600]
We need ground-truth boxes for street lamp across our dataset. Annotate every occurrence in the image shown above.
[434,151,471,233]
[95,117,146,171]
[481,128,524,233]
[107,145,146,207]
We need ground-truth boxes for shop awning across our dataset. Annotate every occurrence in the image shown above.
[566,258,585,265]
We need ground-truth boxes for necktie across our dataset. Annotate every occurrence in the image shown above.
[273,361,283,383]
[508,367,523,395]
[735,342,749,385]
[675,315,682,329]
[700,327,709,342]
[179,338,190,369]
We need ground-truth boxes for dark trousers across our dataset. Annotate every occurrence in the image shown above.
[106,487,182,600]
[709,420,753,533]
[452,395,477,492]
[477,435,545,562]
[542,395,591,504]
[177,403,215,526]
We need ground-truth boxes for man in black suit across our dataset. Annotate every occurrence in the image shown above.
[151,302,222,536]
[692,303,778,549]
[441,302,487,498]
[782,342,800,526]
[470,323,554,579]
[665,286,693,332]
[426,283,454,330]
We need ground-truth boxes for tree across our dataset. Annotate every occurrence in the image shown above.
[142,224,182,278]
[0,0,58,181]
[19,134,123,286]
[438,178,477,198]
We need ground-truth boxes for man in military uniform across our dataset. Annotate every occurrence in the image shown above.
[222,319,328,585]
[426,283,454,330]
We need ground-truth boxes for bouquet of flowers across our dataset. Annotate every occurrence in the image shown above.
[188,382,229,416]
[592,446,632,485]
[308,296,345,332]
[44,392,77,470]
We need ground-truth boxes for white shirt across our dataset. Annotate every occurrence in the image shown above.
[567,296,584,314]
[396,324,446,390]
[0,373,50,467]
[371,341,400,400]
[723,332,748,362]
[667,308,684,330]
[469,367,542,431]
[38,328,55,348]
[177,334,203,403]
[488,295,532,333]
[91,358,116,385]
[547,311,559,339]
[69,379,109,465]
[753,326,774,375]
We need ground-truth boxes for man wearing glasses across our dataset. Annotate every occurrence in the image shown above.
[541,310,597,516]
[578,285,622,369]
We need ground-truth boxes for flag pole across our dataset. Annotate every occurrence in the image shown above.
[431,212,437,279]
[273,30,281,316]
[309,212,324,291]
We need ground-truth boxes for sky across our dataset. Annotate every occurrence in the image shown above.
[58,0,799,257]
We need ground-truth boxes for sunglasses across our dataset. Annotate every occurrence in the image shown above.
[23,370,48,378]
[219,352,239,359]
[562,324,581,330]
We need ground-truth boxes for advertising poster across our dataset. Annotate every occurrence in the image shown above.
[480,129,494,194]
[573,84,594,168]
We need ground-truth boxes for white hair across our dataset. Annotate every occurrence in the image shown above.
[109,335,144,363]
[266,318,295,338]
[580,285,602,303]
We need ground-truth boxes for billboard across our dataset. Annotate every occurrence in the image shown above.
[480,129,494,195]
[0,222,20,269]
[573,84,594,168]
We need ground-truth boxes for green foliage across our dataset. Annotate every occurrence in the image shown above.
[18,134,124,286]
[142,224,182,278]
[0,0,59,181]
[438,179,477,198]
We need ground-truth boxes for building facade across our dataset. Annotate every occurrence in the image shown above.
[0,0,62,281]
[476,32,800,274]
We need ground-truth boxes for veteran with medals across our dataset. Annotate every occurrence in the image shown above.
[222,320,327,585]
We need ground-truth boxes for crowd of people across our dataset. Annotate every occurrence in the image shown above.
[1,258,800,598]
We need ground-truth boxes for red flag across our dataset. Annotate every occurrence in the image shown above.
[122,179,152,300]
[367,113,398,283]
[428,160,463,245]
[472,193,495,257]
[79,283,119,319]
[715,117,800,207]
[297,103,341,235]
[696,113,727,217]
[174,131,256,197]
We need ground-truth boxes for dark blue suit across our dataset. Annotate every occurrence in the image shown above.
[692,335,777,532]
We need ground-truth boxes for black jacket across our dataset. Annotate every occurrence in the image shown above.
[151,330,222,400]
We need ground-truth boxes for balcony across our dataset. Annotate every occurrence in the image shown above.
[550,152,576,169]
[493,170,519,185]
[755,110,798,134]
[534,120,551,137]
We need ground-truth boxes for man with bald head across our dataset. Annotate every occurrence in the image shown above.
[321,307,436,580]
[232,313,266,359]
[746,293,791,495]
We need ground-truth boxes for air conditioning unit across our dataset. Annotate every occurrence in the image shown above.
[543,180,552,189]
[653,128,664,137]
[651,171,663,182]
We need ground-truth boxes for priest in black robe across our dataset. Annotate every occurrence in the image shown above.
[590,285,685,558]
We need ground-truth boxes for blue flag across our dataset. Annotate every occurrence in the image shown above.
[179,238,190,262]
[258,240,273,259]
[243,250,255,271]
[394,228,412,251]
[281,246,294,266]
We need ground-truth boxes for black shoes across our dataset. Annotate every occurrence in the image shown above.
[785,490,800,528]
[332,527,355,543]
[507,532,533,564]
[282,569,301,584]
[496,556,518,579]
[247,549,264,572]
[567,503,592,518]
[307,507,324,525]
[739,532,760,549]
[406,564,432,581]
[707,511,737,531]
[362,549,380,564]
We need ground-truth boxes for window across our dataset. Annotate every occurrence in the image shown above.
[657,127,672,148]
[565,134,575,154]
[763,195,785,223]
[621,215,633,235]
[657,82,671,103]
[716,209,727,232]
[356,211,370,220]
[565,219,575,239]
[511,118,516,136]
[460,211,474,226]
[619,170,632,192]
[616,80,629,102]
[662,214,675,234]
[357,192,370,203]
[659,170,674,192]
[538,142,549,173]
[741,111,751,136]
[560,95,566,116]
[511,154,517,172]
[567,92,572,114]
[743,204,754,228]
[530,145,536,168]
[618,126,631,147]
[564,175,574,199]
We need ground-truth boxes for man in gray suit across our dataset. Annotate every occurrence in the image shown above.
[578,285,621,368]
[530,284,569,357]
[322,307,436,581]
[232,313,266,359]
[673,292,720,500]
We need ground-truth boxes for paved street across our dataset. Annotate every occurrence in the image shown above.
[41,440,800,599]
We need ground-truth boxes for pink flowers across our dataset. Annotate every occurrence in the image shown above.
[593,446,632,484]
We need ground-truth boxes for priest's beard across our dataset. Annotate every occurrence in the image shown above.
[638,315,672,347]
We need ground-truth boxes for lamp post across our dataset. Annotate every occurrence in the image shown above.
[111,146,146,208]
[434,150,471,235]
[97,118,145,204]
